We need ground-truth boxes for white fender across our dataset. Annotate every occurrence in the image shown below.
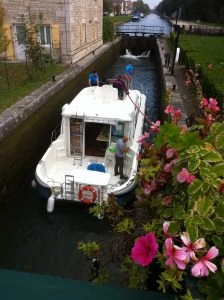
[97,213,104,220]
[47,195,55,213]
[31,180,36,188]
[175,47,180,63]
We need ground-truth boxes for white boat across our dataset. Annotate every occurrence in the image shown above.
[35,84,146,212]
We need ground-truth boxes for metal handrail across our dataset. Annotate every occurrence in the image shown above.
[51,122,61,143]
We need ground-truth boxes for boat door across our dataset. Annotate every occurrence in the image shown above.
[13,24,26,60]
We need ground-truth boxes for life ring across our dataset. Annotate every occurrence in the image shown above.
[79,185,97,204]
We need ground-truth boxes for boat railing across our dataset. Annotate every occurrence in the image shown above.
[52,179,109,204]
[51,122,61,143]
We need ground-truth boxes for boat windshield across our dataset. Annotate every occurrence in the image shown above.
[111,122,124,142]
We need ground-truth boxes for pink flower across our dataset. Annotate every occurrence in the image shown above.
[173,109,182,121]
[164,159,177,173]
[164,163,172,173]
[201,97,208,107]
[137,132,150,143]
[205,114,213,124]
[143,180,157,195]
[150,121,160,132]
[131,232,158,267]
[181,232,206,261]
[164,104,175,115]
[181,124,188,132]
[177,168,196,183]
[166,148,175,159]
[207,98,220,112]
[191,246,219,277]
[184,79,191,88]
[162,196,172,206]
[219,182,224,193]
[163,221,171,238]
[164,238,187,270]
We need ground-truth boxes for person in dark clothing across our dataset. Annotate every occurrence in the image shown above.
[114,135,129,179]
[99,78,109,86]
[113,75,129,99]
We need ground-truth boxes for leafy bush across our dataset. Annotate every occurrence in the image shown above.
[103,17,114,43]
[78,85,224,298]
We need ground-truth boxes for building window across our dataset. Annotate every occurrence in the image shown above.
[82,23,86,43]
[16,25,25,45]
[40,25,51,45]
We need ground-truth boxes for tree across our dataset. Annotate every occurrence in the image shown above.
[103,0,112,13]
[157,0,224,24]
[0,4,9,54]
[133,0,150,14]
[19,7,45,68]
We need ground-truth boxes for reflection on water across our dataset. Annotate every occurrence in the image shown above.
[128,13,172,35]
[0,49,159,282]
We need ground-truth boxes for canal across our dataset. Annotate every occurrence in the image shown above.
[0,14,171,285]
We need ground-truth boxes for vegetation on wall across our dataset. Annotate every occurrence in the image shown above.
[0,4,9,54]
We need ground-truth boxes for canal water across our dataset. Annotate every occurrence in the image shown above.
[0,14,171,284]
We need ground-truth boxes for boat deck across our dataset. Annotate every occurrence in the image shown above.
[46,154,134,195]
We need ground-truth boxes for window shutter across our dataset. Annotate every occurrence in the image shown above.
[52,24,60,49]
[4,24,14,60]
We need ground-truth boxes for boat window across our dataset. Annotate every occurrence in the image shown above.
[111,122,124,142]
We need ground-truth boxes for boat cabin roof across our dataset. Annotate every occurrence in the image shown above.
[62,85,140,122]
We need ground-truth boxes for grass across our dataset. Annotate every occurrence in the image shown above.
[108,15,132,25]
[0,62,67,113]
[179,35,224,98]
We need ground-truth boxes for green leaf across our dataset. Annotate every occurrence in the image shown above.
[188,179,203,194]
[212,235,224,249]
[162,207,173,218]
[188,159,200,172]
[187,224,198,241]
[192,215,204,225]
[215,134,224,149]
[184,217,194,229]
[168,221,180,234]
[216,202,224,217]
[212,162,224,177]
[199,217,215,231]
[174,205,186,220]
[203,151,222,162]
[197,196,213,216]
[201,182,210,193]
[213,217,224,232]
[212,178,222,189]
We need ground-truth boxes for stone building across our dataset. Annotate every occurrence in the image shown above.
[1,0,103,64]
[111,0,133,15]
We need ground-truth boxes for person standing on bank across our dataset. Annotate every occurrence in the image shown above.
[114,136,129,179]
[88,70,99,86]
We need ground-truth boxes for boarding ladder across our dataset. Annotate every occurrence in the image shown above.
[64,175,75,199]
[70,116,84,166]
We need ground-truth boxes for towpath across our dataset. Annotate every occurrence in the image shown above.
[157,37,199,124]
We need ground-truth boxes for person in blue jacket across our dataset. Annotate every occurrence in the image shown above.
[88,70,99,86]
[125,63,134,76]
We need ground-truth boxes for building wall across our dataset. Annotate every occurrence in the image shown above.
[1,0,103,63]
